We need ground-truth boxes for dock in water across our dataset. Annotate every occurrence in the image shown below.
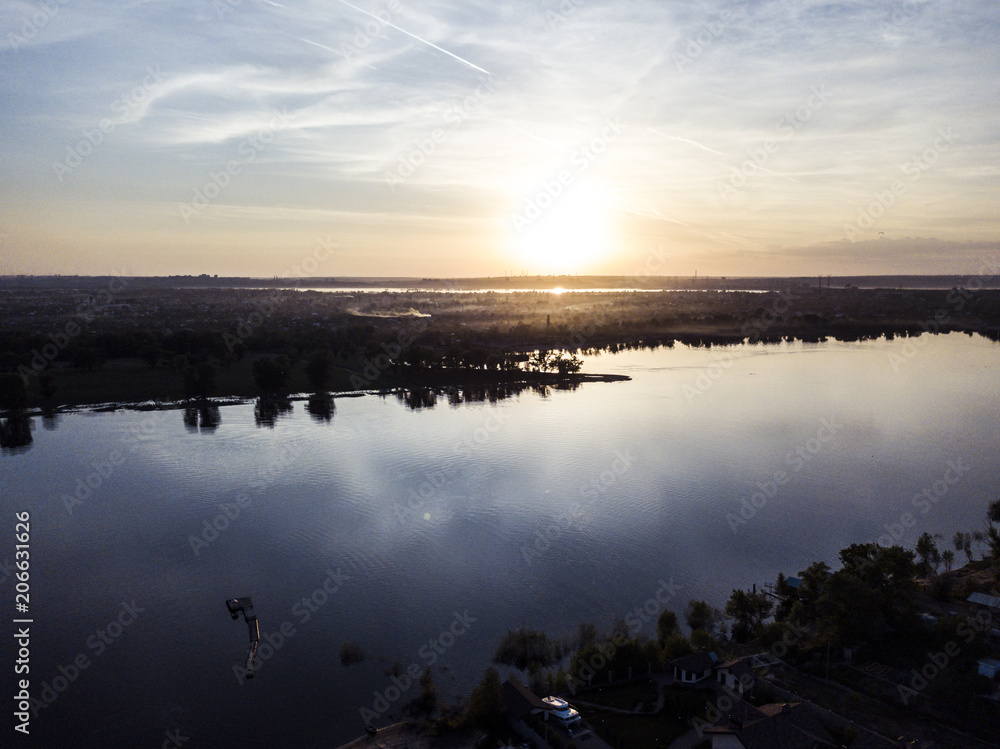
[226,596,260,677]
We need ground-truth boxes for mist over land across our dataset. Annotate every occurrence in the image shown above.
[2,274,998,409]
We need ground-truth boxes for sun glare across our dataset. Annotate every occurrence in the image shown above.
[511,183,612,275]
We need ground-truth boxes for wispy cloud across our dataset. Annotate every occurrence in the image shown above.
[0,0,997,276]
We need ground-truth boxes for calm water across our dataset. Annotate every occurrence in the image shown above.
[2,333,998,747]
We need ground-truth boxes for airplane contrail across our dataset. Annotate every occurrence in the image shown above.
[297,36,348,58]
[649,128,725,156]
[334,0,491,76]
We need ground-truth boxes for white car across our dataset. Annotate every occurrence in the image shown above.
[542,696,581,726]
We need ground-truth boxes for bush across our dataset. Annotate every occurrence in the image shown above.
[339,641,365,666]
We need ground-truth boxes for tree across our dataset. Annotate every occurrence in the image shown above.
[464,667,506,731]
[685,599,721,634]
[838,543,917,602]
[305,349,335,391]
[183,361,216,399]
[339,641,365,666]
[577,622,598,649]
[554,353,583,374]
[724,589,774,643]
[38,371,56,402]
[986,500,1000,561]
[252,355,291,395]
[409,668,438,715]
[797,561,831,606]
[815,571,886,645]
[954,531,974,564]
[657,610,680,645]
[493,628,563,670]
[915,532,942,576]
[689,629,718,652]
[0,373,28,411]
[942,549,955,573]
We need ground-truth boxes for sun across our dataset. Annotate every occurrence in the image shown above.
[510,182,612,275]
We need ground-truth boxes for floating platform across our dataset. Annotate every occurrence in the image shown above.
[226,596,260,677]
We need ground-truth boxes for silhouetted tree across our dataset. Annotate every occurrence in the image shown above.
[725,589,773,643]
[942,549,955,572]
[986,500,1000,561]
[305,350,335,391]
[657,610,680,645]
[464,667,505,731]
[253,355,291,395]
[183,361,217,400]
[685,599,722,634]
[915,532,942,576]
[0,373,28,411]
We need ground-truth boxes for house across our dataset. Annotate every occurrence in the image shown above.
[967,592,1000,611]
[501,678,553,722]
[672,651,719,685]
[704,699,899,749]
[977,658,1000,679]
[704,702,836,749]
[716,657,756,696]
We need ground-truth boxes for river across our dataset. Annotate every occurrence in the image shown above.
[1,332,998,746]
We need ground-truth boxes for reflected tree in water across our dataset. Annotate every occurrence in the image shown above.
[395,388,438,411]
[254,397,293,427]
[0,413,33,453]
[183,403,221,433]
[41,410,61,431]
[306,393,335,423]
[0,373,33,453]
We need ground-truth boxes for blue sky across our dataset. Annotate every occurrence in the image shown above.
[1,0,998,277]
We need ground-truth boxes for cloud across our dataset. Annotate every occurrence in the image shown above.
[1,0,998,275]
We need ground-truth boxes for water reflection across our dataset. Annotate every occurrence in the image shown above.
[182,402,221,433]
[393,380,584,411]
[254,397,293,427]
[306,393,335,423]
[41,410,61,431]
[0,413,33,453]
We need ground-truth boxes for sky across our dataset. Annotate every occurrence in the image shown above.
[1,0,998,278]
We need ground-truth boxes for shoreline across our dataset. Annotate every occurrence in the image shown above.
[8,371,632,416]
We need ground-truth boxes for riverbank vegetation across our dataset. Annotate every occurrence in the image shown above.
[2,282,999,409]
